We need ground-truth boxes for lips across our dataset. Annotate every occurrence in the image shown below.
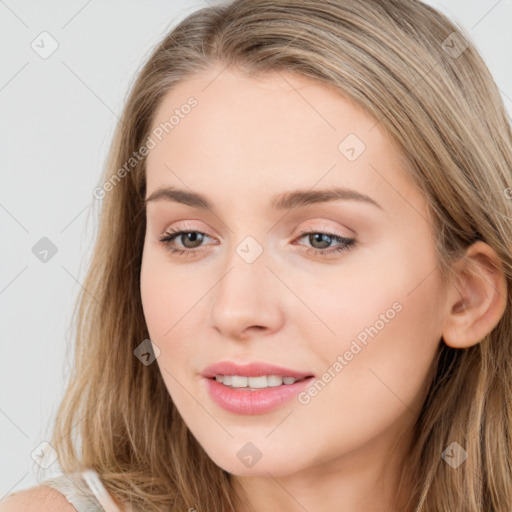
[201,361,316,414]
[201,361,314,379]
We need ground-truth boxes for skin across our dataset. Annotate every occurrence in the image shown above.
[139,64,507,512]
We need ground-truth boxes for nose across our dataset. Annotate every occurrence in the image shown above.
[209,242,285,340]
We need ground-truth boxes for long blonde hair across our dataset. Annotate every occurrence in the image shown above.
[42,1,512,510]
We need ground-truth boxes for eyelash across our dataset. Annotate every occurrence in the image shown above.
[157,227,356,258]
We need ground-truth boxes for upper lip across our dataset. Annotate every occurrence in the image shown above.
[201,361,314,379]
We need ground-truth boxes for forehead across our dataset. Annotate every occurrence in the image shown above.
[148,65,380,153]
[145,65,422,218]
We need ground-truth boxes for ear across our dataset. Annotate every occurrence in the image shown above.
[442,241,508,349]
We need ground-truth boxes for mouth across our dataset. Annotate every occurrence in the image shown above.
[201,361,315,415]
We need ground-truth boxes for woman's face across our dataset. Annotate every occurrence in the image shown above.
[140,65,449,478]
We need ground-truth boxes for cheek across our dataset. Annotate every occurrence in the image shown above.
[139,245,218,407]
[309,230,444,393]
[140,249,199,407]
[140,246,206,341]
[290,277,443,466]
[320,249,444,415]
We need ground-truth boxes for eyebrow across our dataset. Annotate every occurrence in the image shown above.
[145,186,382,211]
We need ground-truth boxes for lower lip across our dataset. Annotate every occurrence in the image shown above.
[204,377,314,415]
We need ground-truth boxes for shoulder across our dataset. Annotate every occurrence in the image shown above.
[0,484,76,511]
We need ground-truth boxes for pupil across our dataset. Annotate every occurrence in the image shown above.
[310,233,331,249]
[183,232,203,248]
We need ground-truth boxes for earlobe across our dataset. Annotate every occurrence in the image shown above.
[442,241,508,349]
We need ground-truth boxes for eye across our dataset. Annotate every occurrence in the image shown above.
[294,230,356,257]
[158,228,215,257]
[157,227,356,258]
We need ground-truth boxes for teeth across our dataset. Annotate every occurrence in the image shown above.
[231,375,248,387]
[214,375,304,389]
[266,375,283,387]
[248,376,272,388]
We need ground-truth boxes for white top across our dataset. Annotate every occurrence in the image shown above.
[40,472,127,512]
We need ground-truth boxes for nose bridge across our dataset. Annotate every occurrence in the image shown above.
[209,231,284,337]
[218,232,271,306]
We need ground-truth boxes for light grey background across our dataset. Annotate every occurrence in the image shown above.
[1,0,511,497]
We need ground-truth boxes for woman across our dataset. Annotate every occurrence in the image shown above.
[3,0,511,511]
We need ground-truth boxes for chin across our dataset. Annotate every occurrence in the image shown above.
[200,439,305,477]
